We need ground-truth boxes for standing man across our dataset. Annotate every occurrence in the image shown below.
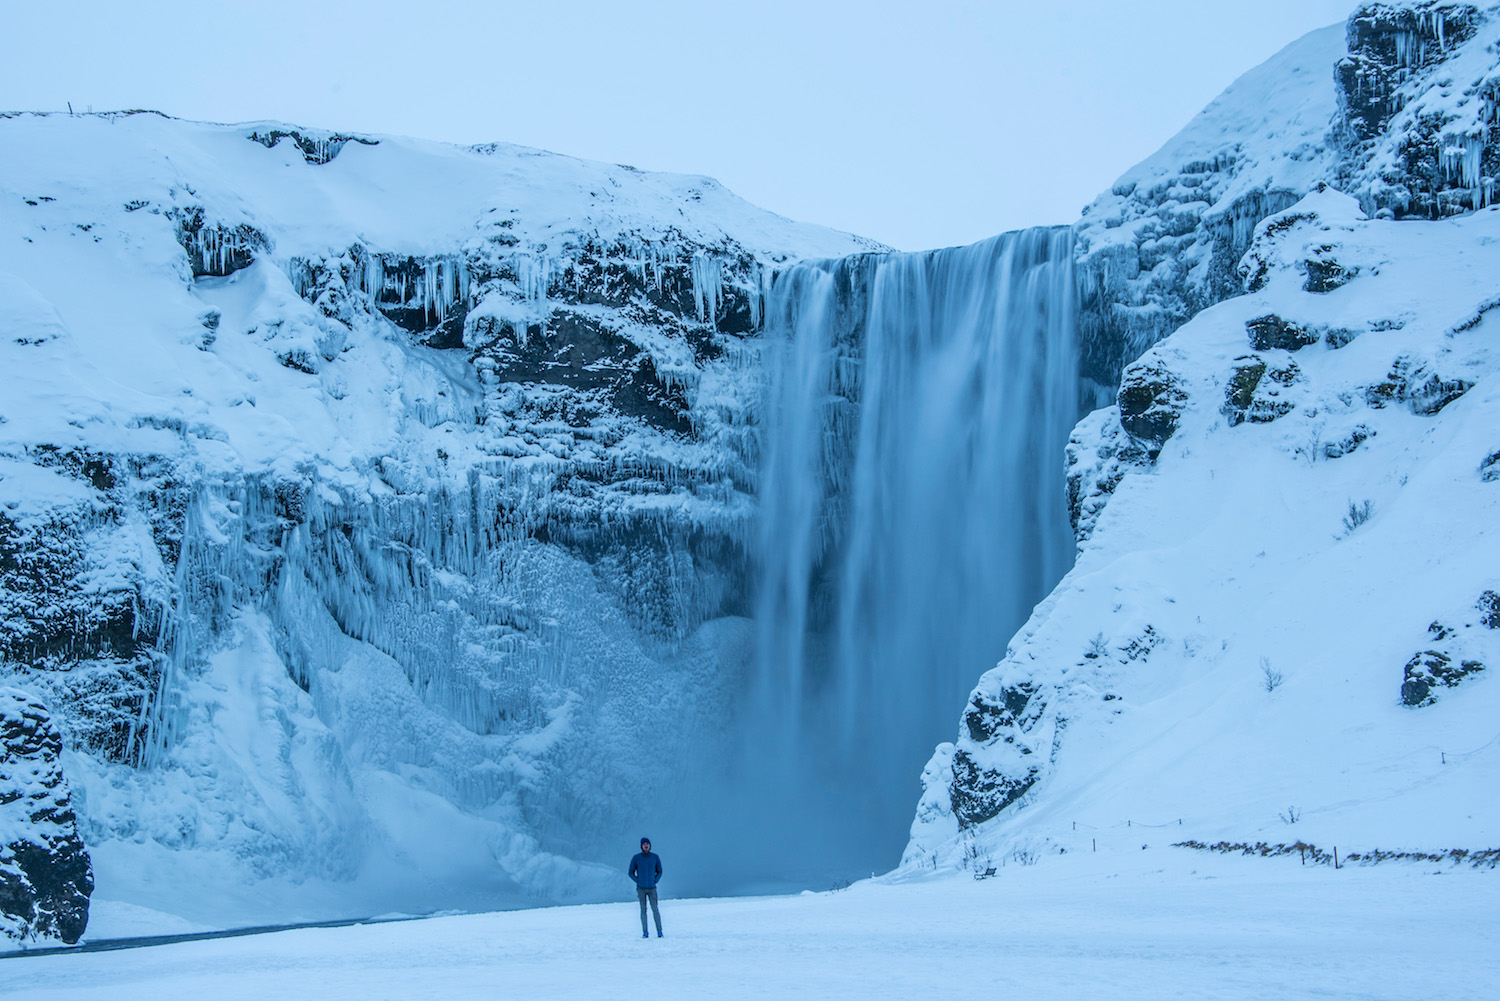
[629,837,664,938]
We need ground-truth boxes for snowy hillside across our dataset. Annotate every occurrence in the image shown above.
[1077,2,1500,399]
[0,110,879,935]
[911,186,1500,870]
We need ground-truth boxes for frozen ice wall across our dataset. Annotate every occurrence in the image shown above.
[723,229,1080,877]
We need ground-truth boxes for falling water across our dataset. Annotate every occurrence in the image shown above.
[742,227,1080,877]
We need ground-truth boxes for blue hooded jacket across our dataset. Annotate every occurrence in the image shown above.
[629,850,662,889]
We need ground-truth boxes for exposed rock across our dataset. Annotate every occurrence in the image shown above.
[1323,424,1375,458]
[1336,3,1499,218]
[1224,353,1301,426]
[1246,314,1319,351]
[949,749,1038,830]
[1479,590,1500,629]
[1482,450,1500,481]
[1365,355,1473,414]
[962,684,1041,743]
[245,128,378,165]
[1325,326,1362,348]
[0,689,94,945]
[1224,356,1268,427]
[1304,256,1358,292]
[1066,407,1152,543]
[172,206,269,278]
[1402,648,1484,706]
[1407,373,1474,415]
[1117,357,1189,458]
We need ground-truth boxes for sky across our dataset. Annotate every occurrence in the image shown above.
[1,1,1360,251]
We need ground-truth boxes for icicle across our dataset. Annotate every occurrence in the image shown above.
[691,252,722,325]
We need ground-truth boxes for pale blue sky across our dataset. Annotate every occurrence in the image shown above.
[2,1,1359,250]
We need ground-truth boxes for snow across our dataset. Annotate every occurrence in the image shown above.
[0,110,881,923]
[912,188,1500,874]
[5,852,1496,999]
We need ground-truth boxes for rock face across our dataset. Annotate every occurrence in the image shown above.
[1335,2,1498,219]
[0,110,879,915]
[0,689,93,945]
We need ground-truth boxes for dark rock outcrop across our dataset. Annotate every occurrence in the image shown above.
[173,206,270,278]
[1402,648,1484,706]
[1482,450,1500,482]
[1479,591,1500,630]
[246,128,378,165]
[1323,424,1375,459]
[949,749,1038,830]
[1336,3,1498,219]
[1117,357,1188,458]
[950,683,1046,829]
[1065,408,1153,544]
[1365,356,1473,414]
[0,690,93,945]
[1304,256,1358,293]
[1246,314,1319,352]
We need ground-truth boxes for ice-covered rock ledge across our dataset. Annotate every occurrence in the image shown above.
[0,110,878,923]
[911,187,1500,870]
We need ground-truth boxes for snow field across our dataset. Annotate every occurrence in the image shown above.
[4,849,1495,1000]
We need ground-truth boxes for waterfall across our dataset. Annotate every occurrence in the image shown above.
[741,227,1080,875]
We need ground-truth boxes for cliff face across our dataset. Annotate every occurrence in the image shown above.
[923,1,1500,871]
[0,111,878,924]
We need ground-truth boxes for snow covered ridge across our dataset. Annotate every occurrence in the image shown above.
[1076,1,1500,400]
[0,109,880,930]
[910,187,1500,871]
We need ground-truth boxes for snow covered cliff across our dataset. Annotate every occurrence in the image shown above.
[0,110,879,933]
[915,1,1500,868]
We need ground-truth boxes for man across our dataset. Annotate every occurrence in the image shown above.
[628,837,664,938]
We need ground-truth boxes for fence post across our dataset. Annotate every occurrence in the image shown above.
[1334,847,1339,869]
[1092,838,1096,852]
[1300,846,1304,865]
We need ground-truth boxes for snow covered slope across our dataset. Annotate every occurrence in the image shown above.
[911,187,1500,870]
[0,110,879,934]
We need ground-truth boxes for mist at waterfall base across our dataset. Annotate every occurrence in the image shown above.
[656,229,1080,895]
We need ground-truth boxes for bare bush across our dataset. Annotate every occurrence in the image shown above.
[1342,498,1374,534]
[1261,657,1284,693]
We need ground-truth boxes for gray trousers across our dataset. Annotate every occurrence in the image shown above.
[637,886,662,935]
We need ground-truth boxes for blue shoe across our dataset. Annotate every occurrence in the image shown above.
[642,932,649,938]
[657,932,664,938]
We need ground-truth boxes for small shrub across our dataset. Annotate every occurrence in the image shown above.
[1085,632,1109,659]
[1280,805,1301,825]
[1342,498,1374,534]
[1261,657,1284,693]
